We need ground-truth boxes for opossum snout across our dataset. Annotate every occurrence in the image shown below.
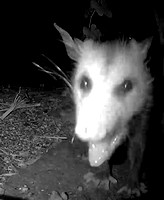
[75,120,107,142]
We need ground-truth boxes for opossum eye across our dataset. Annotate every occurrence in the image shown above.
[79,75,92,93]
[122,79,133,93]
[115,79,133,96]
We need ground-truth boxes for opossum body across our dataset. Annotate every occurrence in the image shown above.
[54,24,152,169]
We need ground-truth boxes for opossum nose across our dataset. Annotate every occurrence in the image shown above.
[75,124,105,142]
[75,126,89,141]
[75,123,96,141]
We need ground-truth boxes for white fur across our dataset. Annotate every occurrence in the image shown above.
[73,40,152,142]
[54,23,152,166]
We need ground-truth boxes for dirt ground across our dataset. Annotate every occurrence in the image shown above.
[0,88,150,200]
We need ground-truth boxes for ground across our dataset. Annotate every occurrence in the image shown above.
[0,87,149,200]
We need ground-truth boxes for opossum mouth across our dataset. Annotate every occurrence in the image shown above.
[88,134,122,167]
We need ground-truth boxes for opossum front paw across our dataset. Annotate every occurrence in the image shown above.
[117,182,148,197]
[109,175,117,184]
[83,172,108,190]
[83,172,117,190]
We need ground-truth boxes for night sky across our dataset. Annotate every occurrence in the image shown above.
[1,1,163,89]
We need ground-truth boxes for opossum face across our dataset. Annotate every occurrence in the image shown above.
[54,24,152,167]
[74,41,150,140]
[73,41,151,166]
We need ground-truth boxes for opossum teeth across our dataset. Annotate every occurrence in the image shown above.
[88,134,122,167]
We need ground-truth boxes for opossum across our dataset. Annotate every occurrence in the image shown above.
[54,23,153,190]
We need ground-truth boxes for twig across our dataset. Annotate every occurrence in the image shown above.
[33,62,73,91]
[0,102,11,106]
[41,54,69,80]
[0,87,40,120]
[0,173,17,177]
[36,136,67,140]
[0,89,24,120]
[0,103,41,112]
[0,148,10,155]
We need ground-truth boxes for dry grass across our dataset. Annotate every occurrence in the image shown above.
[0,88,73,187]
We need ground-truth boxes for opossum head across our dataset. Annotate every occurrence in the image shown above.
[54,24,152,167]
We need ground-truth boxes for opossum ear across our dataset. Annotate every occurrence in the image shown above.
[54,23,81,61]
[130,38,151,60]
[140,38,152,58]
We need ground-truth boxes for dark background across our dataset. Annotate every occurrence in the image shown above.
[1,1,163,90]
[0,1,163,198]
